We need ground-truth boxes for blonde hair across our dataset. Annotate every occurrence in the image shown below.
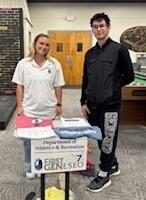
[28,33,51,60]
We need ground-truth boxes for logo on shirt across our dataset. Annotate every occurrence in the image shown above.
[48,69,51,73]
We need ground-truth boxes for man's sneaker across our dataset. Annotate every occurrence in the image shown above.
[86,175,111,192]
[109,165,120,177]
[25,192,36,200]
[26,172,35,179]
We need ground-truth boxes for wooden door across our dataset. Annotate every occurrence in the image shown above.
[48,31,91,85]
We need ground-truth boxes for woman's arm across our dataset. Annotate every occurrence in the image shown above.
[54,86,63,116]
[16,84,24,115]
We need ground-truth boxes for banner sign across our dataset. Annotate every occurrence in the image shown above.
[31,136,87,174]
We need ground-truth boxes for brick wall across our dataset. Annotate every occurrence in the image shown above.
[0,8,24,95]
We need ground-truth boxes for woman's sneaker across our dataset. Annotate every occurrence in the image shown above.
[86,175,111,192]
[109,165,120,177]
[26,172,35,179]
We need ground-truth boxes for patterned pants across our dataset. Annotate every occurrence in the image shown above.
[87,103,121,172]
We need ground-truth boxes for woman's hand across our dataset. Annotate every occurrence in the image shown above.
[55,105,62,116]
[17,106,24,116]
[81,104,91,119]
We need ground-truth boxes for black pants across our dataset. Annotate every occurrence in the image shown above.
[87,102,121,172]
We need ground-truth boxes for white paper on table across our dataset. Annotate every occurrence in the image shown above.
[60,117,90,127]
[16,125,56,139]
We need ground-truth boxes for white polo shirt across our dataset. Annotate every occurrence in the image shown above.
[12,57,65,119]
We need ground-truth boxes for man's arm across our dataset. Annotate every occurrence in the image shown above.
[118,44,134,87]
[80,56,91,119]
[80,57,88,105]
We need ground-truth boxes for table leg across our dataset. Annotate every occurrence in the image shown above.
[65,172,70,200]
[40,174,45,200]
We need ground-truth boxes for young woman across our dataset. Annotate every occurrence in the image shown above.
[12,33,65,178]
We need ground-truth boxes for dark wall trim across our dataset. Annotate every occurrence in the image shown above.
[28,0,146,2]
[19,8,24,59]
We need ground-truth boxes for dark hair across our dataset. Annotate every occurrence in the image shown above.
[90,13,110,27]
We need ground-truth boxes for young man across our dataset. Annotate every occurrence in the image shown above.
[80,13,134,192]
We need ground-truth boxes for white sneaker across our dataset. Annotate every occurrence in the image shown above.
[26,172,35,179]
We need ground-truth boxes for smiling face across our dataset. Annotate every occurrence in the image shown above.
[34,36,50,57]
[91,19,110,41]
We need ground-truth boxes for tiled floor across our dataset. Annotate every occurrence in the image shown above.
[0,88,146,200]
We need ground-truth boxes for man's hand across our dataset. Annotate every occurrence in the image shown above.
[81,104,91,119]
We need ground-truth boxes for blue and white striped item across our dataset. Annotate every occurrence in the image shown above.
[54,126,102,140]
